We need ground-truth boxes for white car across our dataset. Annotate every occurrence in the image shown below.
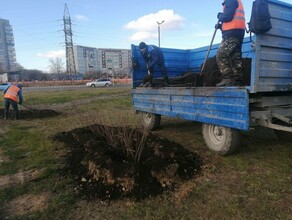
[86,79,113,87]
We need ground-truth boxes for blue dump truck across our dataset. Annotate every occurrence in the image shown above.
[131,0,292,155]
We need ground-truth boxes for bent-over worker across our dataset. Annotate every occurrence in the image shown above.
[3,84,23,120]
[139,42,169,87]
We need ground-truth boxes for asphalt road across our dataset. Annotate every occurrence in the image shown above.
[22,84,131,91]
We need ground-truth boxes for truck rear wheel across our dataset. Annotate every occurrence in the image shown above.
[202,124,240,155]
[141,112,161,131]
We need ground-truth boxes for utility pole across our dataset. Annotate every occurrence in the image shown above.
[157,20,165,47]
[63,3,77,82]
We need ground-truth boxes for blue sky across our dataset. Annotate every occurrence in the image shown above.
[1,0,291,72]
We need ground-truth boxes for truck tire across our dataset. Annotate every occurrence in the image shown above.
[141,112,161,131]
[91,84,96,88]
[274,130,292,142]
[202,123,240,156]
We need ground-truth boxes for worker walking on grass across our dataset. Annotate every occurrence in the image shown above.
[139,42,169,87]
[3,84,23,120]
[215,0,245,87]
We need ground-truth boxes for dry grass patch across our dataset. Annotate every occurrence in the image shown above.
[0,169,44,188]
[2,192,53,218]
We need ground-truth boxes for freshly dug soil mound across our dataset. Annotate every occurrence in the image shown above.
[202,56,252,86]
[153,72,203,87]
[0,109,59,120]
[54,124,202,201]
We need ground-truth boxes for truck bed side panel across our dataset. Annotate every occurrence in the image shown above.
[252,0,292,92]
[132,87,249,130]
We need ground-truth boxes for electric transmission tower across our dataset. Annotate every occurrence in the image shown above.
[63,3,76,80]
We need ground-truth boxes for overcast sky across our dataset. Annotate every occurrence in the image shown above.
[1,0,292,72]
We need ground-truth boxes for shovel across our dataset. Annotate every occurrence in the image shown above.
[140,63,152,87]
[200,19,220,77]
[21,104,35,111]
[146,63,151,75]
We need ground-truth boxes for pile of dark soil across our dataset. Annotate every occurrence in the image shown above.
[54,124,202,201]
[0,109,59,120]
[145,56,251,88]
[153,72,203,87]
[201,56,252,86]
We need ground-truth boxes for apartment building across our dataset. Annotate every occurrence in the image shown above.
[0,18,17,72]
[73,45,131,76]
[73,45,99,74]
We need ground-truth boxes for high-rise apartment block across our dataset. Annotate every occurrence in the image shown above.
[74,45,99,74]
[0,19,17,72]
[73,45,131,76]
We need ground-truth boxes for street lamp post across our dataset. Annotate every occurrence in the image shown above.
[157,20,165,47]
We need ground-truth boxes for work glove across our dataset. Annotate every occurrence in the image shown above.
[132,58,139,70]
[147,67,154,75]
[215,22,222,30]
[146,64,151,71]
[217,12,223,21]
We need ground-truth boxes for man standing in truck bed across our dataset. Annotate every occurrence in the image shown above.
[139,42,169,87]
[216,0,246,87]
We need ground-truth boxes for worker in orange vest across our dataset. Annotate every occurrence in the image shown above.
[3,84,23,120]
[215,0,246,87]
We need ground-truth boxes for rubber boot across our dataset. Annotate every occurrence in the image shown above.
[232,79,243,86]
[163,76,169,86]
[143,75,153,87]
[216,78,233,87]
[232,75,244,86]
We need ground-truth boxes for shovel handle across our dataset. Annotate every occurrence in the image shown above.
[200,19,220,76]
[146,63,151,75]
[21,104,33,110]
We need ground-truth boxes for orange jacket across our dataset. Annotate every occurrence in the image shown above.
[222,0,245,31]
[4,85,20,102]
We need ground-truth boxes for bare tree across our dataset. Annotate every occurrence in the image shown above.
[15,63,24,71]
[21,69,47,81]
[49,58,65,80]
[84,70,103,80]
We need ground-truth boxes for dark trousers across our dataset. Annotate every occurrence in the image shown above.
[4,98,19,119]
[144,62,169,84]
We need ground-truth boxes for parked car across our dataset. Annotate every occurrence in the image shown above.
[0,82,11,91]
[86,79,113,87]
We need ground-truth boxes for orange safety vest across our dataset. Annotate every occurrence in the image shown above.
[4,85,20,102]
[222,0,245,31]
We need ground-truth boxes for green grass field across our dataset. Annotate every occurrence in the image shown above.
[0,87,291,219]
